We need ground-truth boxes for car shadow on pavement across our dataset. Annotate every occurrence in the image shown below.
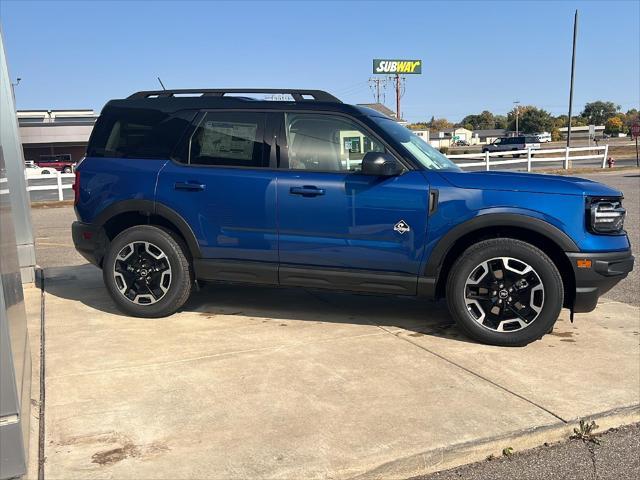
[43,263,475,344]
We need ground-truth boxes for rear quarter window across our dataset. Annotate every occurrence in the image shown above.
[87,106,196,159]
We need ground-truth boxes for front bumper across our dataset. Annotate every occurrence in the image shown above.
[72,221,109,267]
[566,249,634,313]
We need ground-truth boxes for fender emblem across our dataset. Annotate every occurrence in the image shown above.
[394,220,411,234]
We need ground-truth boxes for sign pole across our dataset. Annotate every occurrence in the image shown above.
[567,10,578,148]
[632,122,640,167]
[395,74,401,121]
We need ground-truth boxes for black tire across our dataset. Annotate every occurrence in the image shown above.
[446,238,563,346]
[103,225,193,318]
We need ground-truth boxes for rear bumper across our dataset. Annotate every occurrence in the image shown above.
[72,221,108,267]
[566,249,634,313]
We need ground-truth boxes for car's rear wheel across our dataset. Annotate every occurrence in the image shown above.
[446,238,563,346]
[103,225,193,317]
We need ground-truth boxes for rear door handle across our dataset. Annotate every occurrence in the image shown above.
[290,186,325,197]
[174,181,205,192]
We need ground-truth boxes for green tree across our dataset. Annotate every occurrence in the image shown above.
[580,101,621,125]
[623,109,639,133]
[460,110,496,130]
[494,115,508,130]
[508,106,554,133]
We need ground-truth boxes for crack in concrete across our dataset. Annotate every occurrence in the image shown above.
[374,324,568,424]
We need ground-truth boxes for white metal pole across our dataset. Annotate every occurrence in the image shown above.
[564,146,570,169]
[57,171,63,201]
[602,144,609,168]
[527,147,532,172]
[485,150,490,171]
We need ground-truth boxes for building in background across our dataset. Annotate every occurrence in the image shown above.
[472,128,507,145]
[428,127,476,149]
[18,109,97,163]
[558,125,605,139]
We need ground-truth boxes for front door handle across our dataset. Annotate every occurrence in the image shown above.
[290,186,325,197]
[174,181,205,192]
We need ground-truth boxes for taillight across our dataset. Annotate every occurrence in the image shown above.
[73,170,80,205]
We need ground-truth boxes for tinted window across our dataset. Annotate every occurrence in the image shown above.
[284,113,385,172]
[87,107,195,159]
[189,111,266,167]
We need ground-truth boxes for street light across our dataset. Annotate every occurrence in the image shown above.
[513,100,521,136]
[10,77,21,100]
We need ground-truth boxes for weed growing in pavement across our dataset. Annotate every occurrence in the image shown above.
[572,419,601,445]
[502,447,514,457]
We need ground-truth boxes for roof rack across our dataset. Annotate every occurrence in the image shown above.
[127,89,341,103]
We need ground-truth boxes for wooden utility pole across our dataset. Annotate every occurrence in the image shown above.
[368,77,386,103]
[567,10,578,147]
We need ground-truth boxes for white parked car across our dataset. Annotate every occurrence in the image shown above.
[25,162,55,176]
[535,132,552,143]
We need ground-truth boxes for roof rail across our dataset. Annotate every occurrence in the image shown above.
[127,89,341,103]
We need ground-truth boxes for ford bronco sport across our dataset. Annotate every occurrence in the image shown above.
[72,89,634,346]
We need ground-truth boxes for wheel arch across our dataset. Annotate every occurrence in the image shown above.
[95,200,201,262]
[425,214,577,308]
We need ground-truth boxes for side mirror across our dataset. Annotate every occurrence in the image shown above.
[360,152,403,177]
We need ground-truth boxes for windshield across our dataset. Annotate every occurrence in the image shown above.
[371,117,460,171]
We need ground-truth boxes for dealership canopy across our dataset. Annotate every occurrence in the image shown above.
[373,59,422,74]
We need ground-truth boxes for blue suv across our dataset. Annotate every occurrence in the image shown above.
[72,89,634,346]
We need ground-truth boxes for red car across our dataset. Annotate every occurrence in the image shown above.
[34,154,76,173]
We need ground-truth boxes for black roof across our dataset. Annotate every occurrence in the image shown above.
[105,89,388,118]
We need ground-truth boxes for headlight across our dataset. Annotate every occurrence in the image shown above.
[588,198,626,234]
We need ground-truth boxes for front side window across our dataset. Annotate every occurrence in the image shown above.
[284,113,385,172]
[189,112,266,167]
[371,117,460,171]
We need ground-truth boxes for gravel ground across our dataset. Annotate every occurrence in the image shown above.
[414,423,640,480]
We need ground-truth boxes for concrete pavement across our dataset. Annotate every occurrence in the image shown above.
[30,263,639,479]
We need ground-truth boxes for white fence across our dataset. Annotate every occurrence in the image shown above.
[8,145,613,203]
[448,145,609,171]
[26,172,75,201]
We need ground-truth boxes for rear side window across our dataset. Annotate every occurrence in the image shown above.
[87,107,195,159]
[187,111,266,167]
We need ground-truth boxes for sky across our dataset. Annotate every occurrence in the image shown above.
[1,0,639,123]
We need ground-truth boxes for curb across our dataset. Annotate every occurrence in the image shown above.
[351,404,640,480]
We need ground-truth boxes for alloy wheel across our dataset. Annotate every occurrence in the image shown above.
[463,256,544,333]
[113,241,172,305]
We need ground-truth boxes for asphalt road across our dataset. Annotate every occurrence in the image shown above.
[415,423,640,480]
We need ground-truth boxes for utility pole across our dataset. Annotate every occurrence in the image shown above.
[567,9,578,147]
[390,74,405,121]
[368,77,387,103]
[514,100,521,136]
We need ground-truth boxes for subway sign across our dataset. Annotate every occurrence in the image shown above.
[373,59,422,74]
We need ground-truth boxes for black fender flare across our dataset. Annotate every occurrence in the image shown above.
[423,213,579,279]
[94,199,202,258]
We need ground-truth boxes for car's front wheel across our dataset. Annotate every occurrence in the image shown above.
[103,225,193,317]
[446,238,563,346]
